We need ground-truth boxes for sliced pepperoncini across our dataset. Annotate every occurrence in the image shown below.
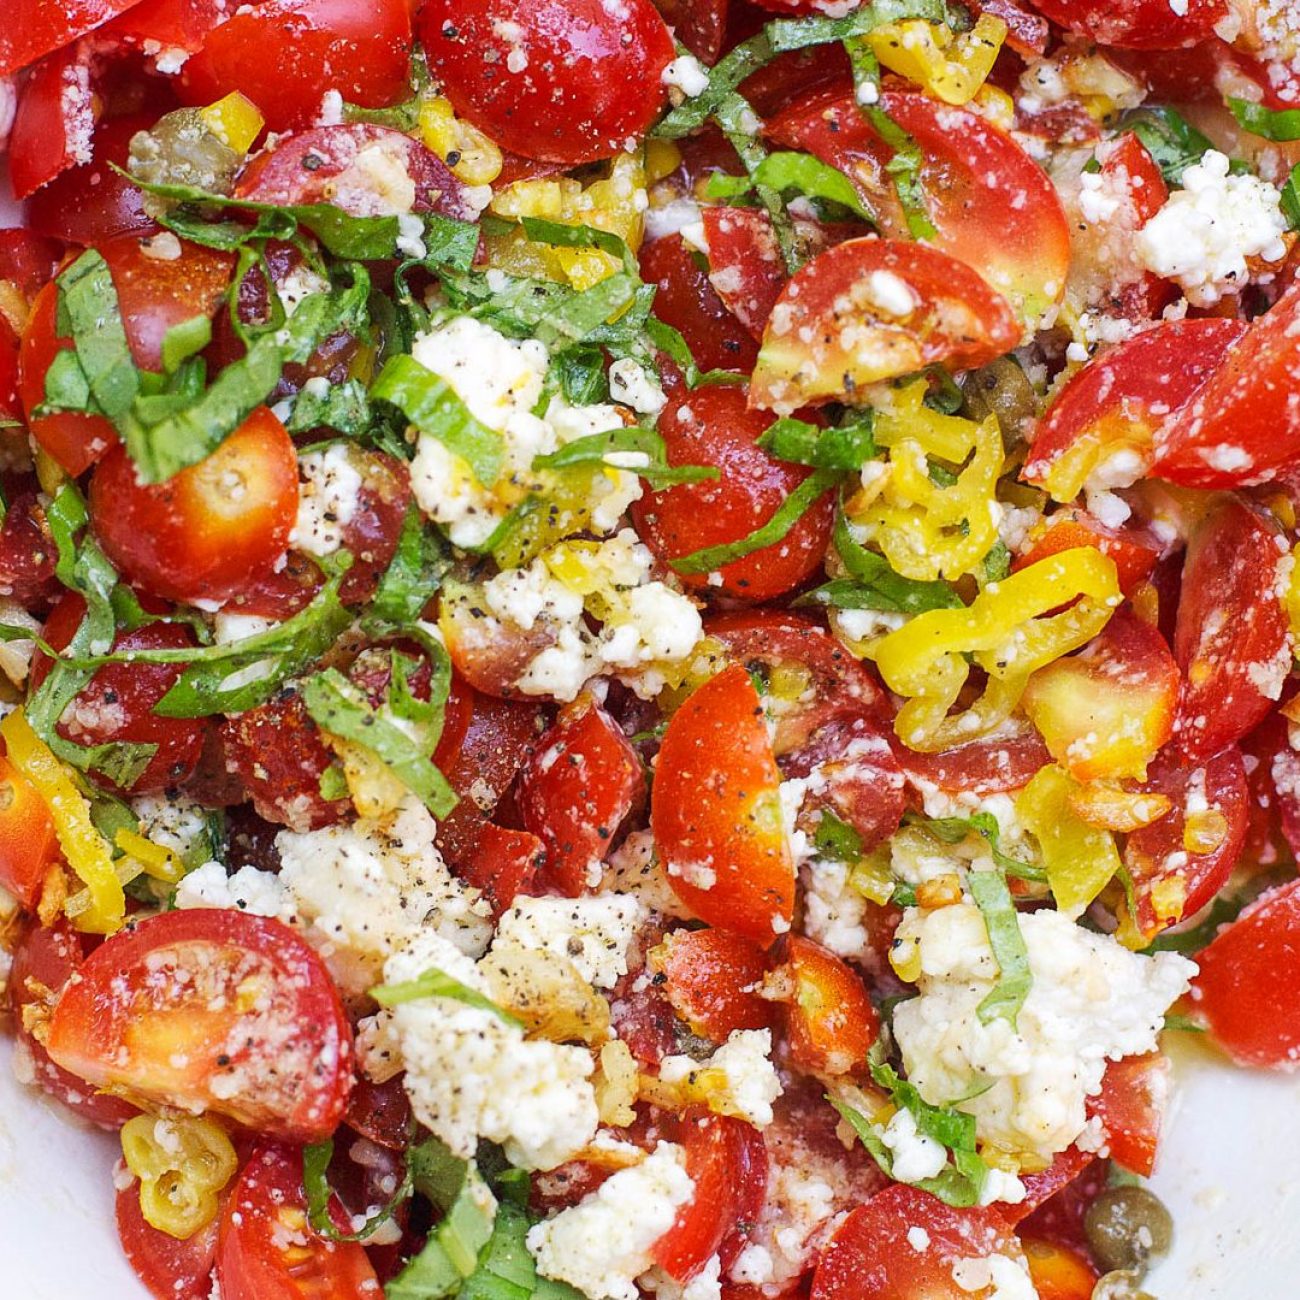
[418,95,504,186]
[871,546,1122,752]
[120,1114,238,1240]
[197,92,264,156]
[869,14,1007,106]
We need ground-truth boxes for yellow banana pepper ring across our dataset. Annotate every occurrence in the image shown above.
[121,1114,239,1239]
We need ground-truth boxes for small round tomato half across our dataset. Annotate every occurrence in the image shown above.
[418,0,675,164]
[653,926,774,1040]
[1191,877,1300,1068]
[216,1143,379,1300]
[46,908,353,1140]
[750,238,1019,415]
[90,405,299,605]
[652,664,795,942]
[702,206,789,341]
[1026,0,1226,48]
[117,1176,222,1300]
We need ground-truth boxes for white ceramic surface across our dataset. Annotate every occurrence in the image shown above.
[1,1033,1298,1297]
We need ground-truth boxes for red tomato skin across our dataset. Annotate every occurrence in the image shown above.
[0,490,59,606]
[0,230,64,297]
[1086,1053,1170,1177]
[1173,498,1290,763]
[652,665,796,942]
[894,724,1052,797]
[773,934,879,1077]
[90,406,299,605]
[7,44,100,198]
[638,235,759,375]
[518,699,644,896]
[47,909,354,1139]
[1,0,149,77]
[117,1179,220,1300]
[1001,1147,1094,1227]
[655,926,774,1040]
[632,384,834,603]
[418,0,675,164]
[1026,0,1225,48]
[0,317,18,424]
[1013,511,1161,597]
[179,0,412,133]
[650,0,727,62]
[344,1073,414,1151]
[7,921,139,1128]
[0,754,60,907]
[317,447,411,607]
[1191,877,1300,1068]
[216,1143,379,1300]
[702,206,788,341]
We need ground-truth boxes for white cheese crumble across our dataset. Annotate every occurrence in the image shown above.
[951,1253,1039,1298]
[608,357,667,414]
[659,1028,784,1128]
[661,54,711,99]
[878,1107,949,1183]
[492,894,644,989]
[130,791,211,861]
[289,444,363,557]
[174,862,294,921]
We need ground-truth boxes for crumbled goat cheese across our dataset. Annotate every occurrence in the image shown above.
[661,55,711,99]
[950,1253,1039,1298]
[492,895,644,989]
[130,791,211,860]
[174,863,294,921]
[608,357,667,414]
[659,1029,784,1128]
[290,444,363,557]
[878,1107,949,1183]
[801,857,874,963]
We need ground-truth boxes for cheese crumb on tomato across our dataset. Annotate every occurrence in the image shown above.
[381,931,600,1170]
[174,862,294,921]
[492,894,644,989]
[950,1253,1039,1298]
[526,1142,695,1300]
[891,904,1195,1160]
[640,1255,722,1300]
[290,444,364,558]
[659,1028,784,1128]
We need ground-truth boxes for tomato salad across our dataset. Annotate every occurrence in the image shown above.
[3,1,1300,1298]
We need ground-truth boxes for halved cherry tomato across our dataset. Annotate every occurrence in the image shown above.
[750,237,1019,415]
[894,723,1052,797]
[651,0,727,63]
[652,664,795,942]
[8,44,103,198]
[1026,0,1226,48]
[418,0,675,164]
[702,206,788,341]
[344,1073,414,1151]
[178,0,412,133]
[631,384,834,602]
[1021,607,1179,783]
[0,755,58,907]
[216,1143,379,1300]
[1153,281,1300,487]
[7,921,139,1127]
[812,1184,1026,1300]
[1191,876,1300,1068]
[1023,319,1246,502]
[90,406,299,605]
[0,0,149,77]
[1085,1053,1170,1177]
[518,697,644,896]
[1020,1237,1100,1300]
[639,234,759,375]
[1173,498,1290,763]
[654,926,774,1040]
[1003,1148,1094,1227]
[0,491,59,606]
[1013,510,1161,597]
[47,909,353,1139]
[1123,745,1249,941]
[19,233,235,475]
[117,1175,222,1300]
[768,89,1070,326]
[769,934,879,1076]
[33,592,208,794]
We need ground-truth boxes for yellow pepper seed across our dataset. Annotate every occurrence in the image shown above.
[121,1114,238,1240]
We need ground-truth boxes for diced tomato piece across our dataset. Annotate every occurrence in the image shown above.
[0,755,58,908]
[9,44,103,198]
[1020,1237,1100,1300]
[750,237,1019,415]
[47,909,353,1139]
[1026,0,1226,48]
[654,927,774,1040]
[894,724,1052,796]
[1002,1148,1094,1227]
[652,665,795,942]
[418,0,674,164]
[216,1144,379,1300]
[1013,511,1161,597]
[1023,319,1246,503]
[812,1184,1026,1300]
[1191,876,1300,1068]
[1018,1156,1108,1254]
[702,206,788,341]
[518,697,644,895]
[116,1176,221,1300]
[1122,745,1249,941]
[632,384,834,602]
[1,0,150,77]
[1085,1053,1171,1177]
[769,934,878,1076]
[1173,498,1290,763]
[0,491,58,606]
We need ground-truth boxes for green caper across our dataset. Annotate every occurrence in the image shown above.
[1084,1185,1174,1276]
[128,109,242,215]
[1091,1270,1157,1300]
[960,355,1039,445]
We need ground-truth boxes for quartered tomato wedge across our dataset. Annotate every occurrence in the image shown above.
[46,909,353,1140]
[1173,498,1291,763]
[812,1184,1028,1300]
[652,664,795,941]
[750,238,1019,415]
[216,1143,379,1300]
[117,1177,222,1300]
[1026,0,1226,48]
[1013,510,1161,596]
[1023,318,1246,503]
[0,754,58,908]
[653,926,774,1040]
[702,207,788,341]
[518,697,644,895]
[1086,1052,1171,1177]
[418,0,675,164]
[8,43,102,199]
[768,88,1070,324]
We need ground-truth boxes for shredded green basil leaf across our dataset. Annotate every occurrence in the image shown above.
[968,866,1033,1028]
[1282,161,1300,231]
[1117,106,1218,185]
[370,965,523,1027]
[287,379,373,438]
[643,319,749,388]
[757,415,876,470]
[712,151,877,223]
[908,808,1045,883]
[369,506,451,627]
[303,1137,415,1242]
[1226,96,1300,143]
[533,425,719,488]
[812,809,865,862]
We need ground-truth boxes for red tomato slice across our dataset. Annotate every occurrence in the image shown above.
[651,0,727,63]
[894,724,1052,797]
[117,1177,221,1300]
[1173,498,1290,763]
[518,697,644,895]
[1191,876,1300,1068]
[344,1073,414,1151]
[0,491,59,606]
[1002,1147,1093,1227]
[0,0,148,77]
[702,206,788,341]
[751,237,1019,415]
[1026,0,1226,48]
[771,934,879,1076]
[654,926,774,1040]
[100,0,227,53]
[178,0,412,133]
[631,383,834,602]
[0,317,18,424]
[216,1143,379,1300]
[1022,319,1246,502]
[652,664,795,941]
[329,449,412,606]
[1123,745,1249,941]
[46,909,353,1140]
[640,234,758,375]
[418,0,674,164]
[7,44,100,199]
[0,755,57,907]
[812,1184,1026,1300]
[1013,510,1161,597]
[234,123,476,221]
[1085,1053,1171,1177]
[90,406,299,605]
[1152,281,1300,487]
[1021,1237,1100,1300]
